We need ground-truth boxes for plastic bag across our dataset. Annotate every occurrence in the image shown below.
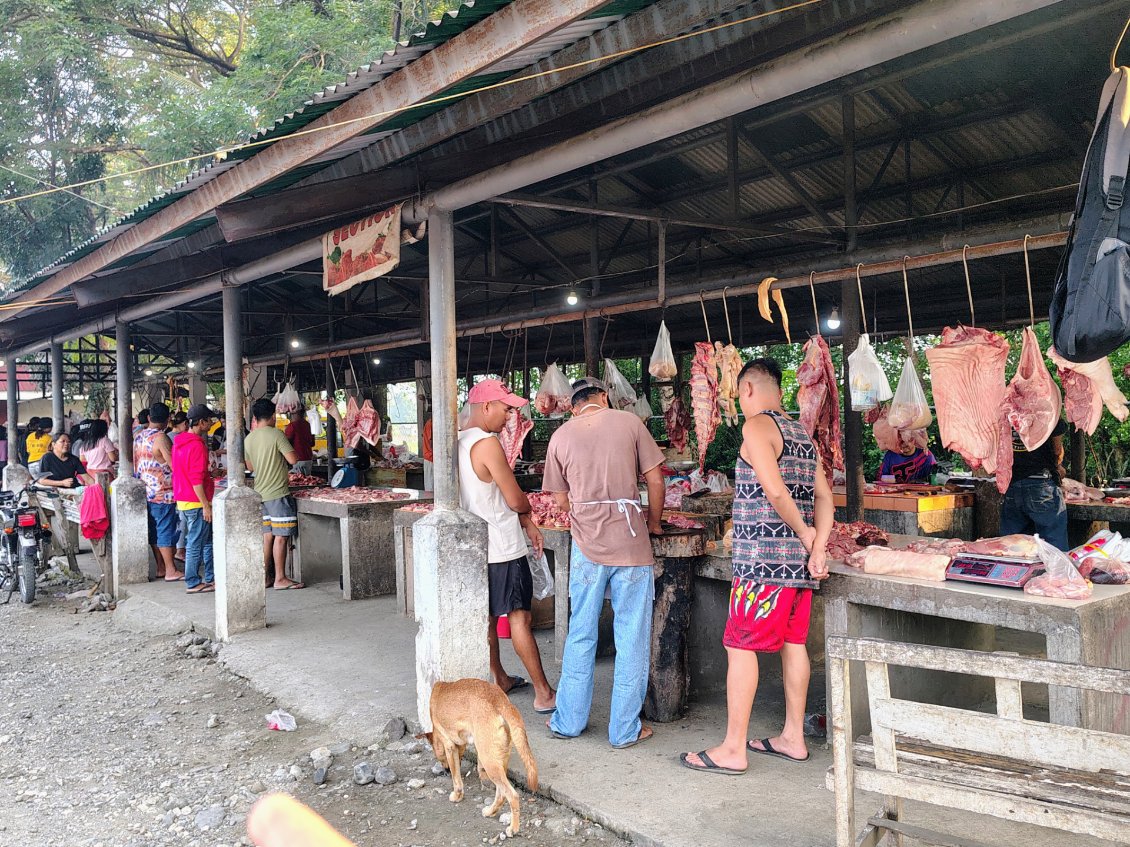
[847,334,893,411]
[603,359,637,412]
[265,709,297,731]
[649,321,677,380]
[534,363,572,417]
[1077,556,1130,584]
[529,550,554,600]
[1024,534,1092,599]
[888,357,932,430]
[306,407,323,438]
[457,402,472,430]
[634,394,653,421]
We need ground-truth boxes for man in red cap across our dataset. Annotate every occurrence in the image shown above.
[459,378,555,714]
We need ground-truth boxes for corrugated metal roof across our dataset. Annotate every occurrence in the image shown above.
[10,0,655,294]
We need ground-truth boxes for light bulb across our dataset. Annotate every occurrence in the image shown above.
[290,339,300,348]
[372,358,381,365]
[826,308,841,331]
[144,369,154,376]
[0,359,6,367]
[187,361,196,370]
[566,290,579,306]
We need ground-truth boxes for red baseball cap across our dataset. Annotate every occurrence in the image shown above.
[467,378,528,407]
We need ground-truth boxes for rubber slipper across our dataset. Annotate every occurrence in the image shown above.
[748,738,809,763]
[273,582,305,590]
[186,584,208,594]
[164,574,185,582]
[534,705,557,714]
[680,751,746,776]
[503,676,529,695]
[612,726,653,749]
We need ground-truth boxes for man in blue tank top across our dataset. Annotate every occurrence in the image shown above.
[682,358,833,775]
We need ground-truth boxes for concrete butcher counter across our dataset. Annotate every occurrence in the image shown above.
[292,488,431,600]
[832,486,974,539]
[1067,500,1130,545]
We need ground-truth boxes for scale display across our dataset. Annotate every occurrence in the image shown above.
[945,555,1045,588]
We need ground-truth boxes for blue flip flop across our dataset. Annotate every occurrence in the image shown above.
[503,676,529,694]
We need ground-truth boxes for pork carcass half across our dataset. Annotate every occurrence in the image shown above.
[690,342,721,471]
[796,335,844,484]
[925,326,1010,475]
[1047,347,1128,434]
[715,342,743,426]
[1005,327,1062,451]
[498,411,533,469]
[665,395,691,453]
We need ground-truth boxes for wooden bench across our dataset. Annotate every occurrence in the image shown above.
[826,635,1130,846]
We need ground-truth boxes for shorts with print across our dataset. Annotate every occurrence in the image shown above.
[488,556,533,617]
[261,496,297,537]
[148,502,180,548]
[723,577,812,653]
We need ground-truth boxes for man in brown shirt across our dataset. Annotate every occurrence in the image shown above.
[543,377,666,748]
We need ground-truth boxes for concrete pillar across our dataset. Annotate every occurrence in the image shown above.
[50,342,64,433]
[6,357,18,462]
[111,321,149,595]
[188,373,208,404]
[215,283,265,640]
[414,209,489,729]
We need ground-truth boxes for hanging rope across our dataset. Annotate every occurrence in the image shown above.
[855,264,869,332]
[962,244,976,326]
[808,272,820,334]
[464,337,473,384]
[722,287,734,344]
[543,324,554,366]
[699,291,712,343]
[1022,234,1036,328]
[901,256,916,341]
[485,333,495,376]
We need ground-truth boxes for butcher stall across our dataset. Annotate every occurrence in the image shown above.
[291,486,432,600]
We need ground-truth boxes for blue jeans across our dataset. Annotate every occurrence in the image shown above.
[549,544,654,747]
[182,507,214,589]
[1000,477,1068,551]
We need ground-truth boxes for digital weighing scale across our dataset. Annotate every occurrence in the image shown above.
[945,554,1045,588]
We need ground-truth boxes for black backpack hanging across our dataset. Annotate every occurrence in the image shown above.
[1049,67,1130,363]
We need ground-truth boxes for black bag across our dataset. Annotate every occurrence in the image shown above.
[1050,68,1130,363]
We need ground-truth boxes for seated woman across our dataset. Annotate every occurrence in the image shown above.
[37,433,92,489]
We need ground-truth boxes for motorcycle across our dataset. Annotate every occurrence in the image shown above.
[0,488,52,604]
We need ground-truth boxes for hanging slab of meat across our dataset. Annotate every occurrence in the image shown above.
[1048,347,1128,434]
[797,335,844,483]
[498,412,533,469]
[925,326,1010,475]
[847,547,950,581]
[1005,327,1062,452]
[665,394,691,453]
[341,396,361,448]
[715,342,742,426]
[690,342,721,471]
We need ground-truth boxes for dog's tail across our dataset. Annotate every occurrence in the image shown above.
[501,700,538,791]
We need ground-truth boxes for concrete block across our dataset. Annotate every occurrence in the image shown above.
[111,475,150,594]
[214,485,266,641]
[2,464,31,495]
[412,508,489,730]
[112,595,193,637]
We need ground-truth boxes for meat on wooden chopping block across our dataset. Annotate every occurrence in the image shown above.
[690,342,721,471]
[925,326,1010,479]
[796,335,843,484]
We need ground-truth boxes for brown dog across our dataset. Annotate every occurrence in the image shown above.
[418,679,538,836]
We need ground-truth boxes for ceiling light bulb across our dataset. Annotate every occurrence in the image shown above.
[144,369,154,377]
[0,359,6,367]
[187,361,196,370]
[826,308,841,331]
[372,358,381,365]
[290,339,300,348]
[566,290,579,306]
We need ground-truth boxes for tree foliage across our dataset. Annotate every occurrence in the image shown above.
[0,0,460,281]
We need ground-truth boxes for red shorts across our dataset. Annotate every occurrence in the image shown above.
[723,578,812,653]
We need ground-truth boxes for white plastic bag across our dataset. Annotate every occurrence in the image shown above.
[528,550,554,601]
[847,334,893,411]
[265,709,297,731]
[1024,534,1092,599]
[306,407,323,438]
[634,394,653,421]
[603,359,637,412]
[457,402,472,430]
[274,377,301,415]
[534,363,572,417]
[649,321,677,380]
[888,357,932,430]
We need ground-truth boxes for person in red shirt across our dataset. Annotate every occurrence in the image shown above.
[285,404,316,475]
[172,404,218,594]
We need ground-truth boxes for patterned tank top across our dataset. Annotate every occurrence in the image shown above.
[134,427,174,504]
[731,410,818,588]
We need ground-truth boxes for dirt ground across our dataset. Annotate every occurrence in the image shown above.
[0,587,626,847]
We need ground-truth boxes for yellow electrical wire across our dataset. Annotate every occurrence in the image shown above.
[0,0,824,208]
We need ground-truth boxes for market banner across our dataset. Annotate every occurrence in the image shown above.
[323,204,424,295]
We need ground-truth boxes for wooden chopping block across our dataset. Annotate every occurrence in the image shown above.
[678,492,734,517]
[651,529,706,558]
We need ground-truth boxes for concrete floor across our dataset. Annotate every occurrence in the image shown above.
[96,557,1107,847]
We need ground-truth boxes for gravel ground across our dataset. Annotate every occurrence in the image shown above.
[0,587,626,847]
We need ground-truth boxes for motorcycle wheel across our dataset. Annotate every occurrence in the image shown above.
[18,545,36,604]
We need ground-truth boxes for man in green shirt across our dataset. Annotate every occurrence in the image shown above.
[244,397,303,590]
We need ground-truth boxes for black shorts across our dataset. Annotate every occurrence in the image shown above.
[488,556,533,618]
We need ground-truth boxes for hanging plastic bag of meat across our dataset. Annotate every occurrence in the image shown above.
[665,394,691,453]
[846,334,892,411]
[634,394,653,422]
[888,357,932,430]
[690,342,721,471]
[1004,327,1062,451]
[603,358,638,412]
[797,335,844,484]
[534,363,572,417]
[649,321,678,380]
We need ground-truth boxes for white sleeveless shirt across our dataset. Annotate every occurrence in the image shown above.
[458,428,528,563]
